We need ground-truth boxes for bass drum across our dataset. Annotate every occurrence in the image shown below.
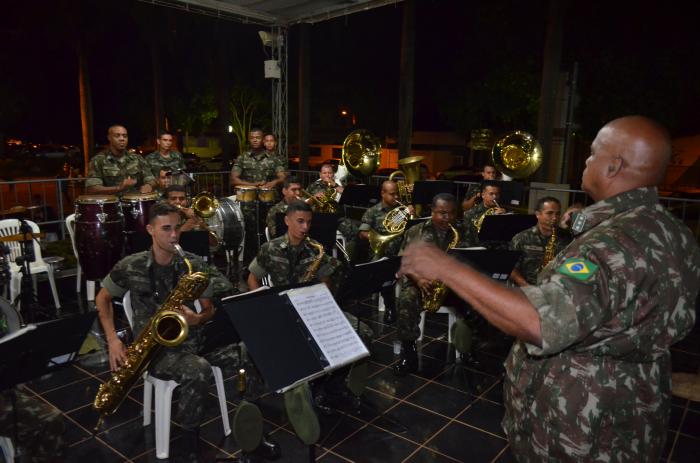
[1,297,22,333]
[214,198,244,251]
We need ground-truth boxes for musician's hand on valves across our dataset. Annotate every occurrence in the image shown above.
[407,205,416,216]
[399,241,446,283]
[177,304,201,326]
[140,183,153,193]
[417,278,433,297]
[314,191,325,199]
[107,337,128,371]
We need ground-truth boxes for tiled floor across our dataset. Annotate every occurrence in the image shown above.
[6,271,700,462]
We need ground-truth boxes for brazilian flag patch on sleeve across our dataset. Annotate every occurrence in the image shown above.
[557,257,598,281]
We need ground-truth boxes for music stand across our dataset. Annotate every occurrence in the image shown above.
[179,230,210,260]
[492,180,524,208]
[0,312,97,391]
[448,249,521,282]
[274,213,339,253]
[412,181,458,207]
[338,185,381,208]
[478,214,536,243]
[336,256,401,302]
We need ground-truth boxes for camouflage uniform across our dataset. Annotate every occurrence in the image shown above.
[265,200,289,239]
[306,178,331,196]
[85,149,156,194]
[232,150,287,267]
[462,201,490,247]
[102,248,239,430]
[306,179,359,260]
[509,225,572,286]
[0,388,65,462]
[145,150,185,178]
[396,219,464,341]
[503,187,700,462]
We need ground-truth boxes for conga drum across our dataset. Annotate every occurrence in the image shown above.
[235,186,258,204]
[257,187,276,205]
[74,195,124,280]
[121,192,159,254]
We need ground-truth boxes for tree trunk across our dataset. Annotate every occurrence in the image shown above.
[78,38,94,176]
[397,0,416,160]
[298,23,311,170]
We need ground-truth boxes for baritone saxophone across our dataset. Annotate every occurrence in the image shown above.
[93,244,209,428]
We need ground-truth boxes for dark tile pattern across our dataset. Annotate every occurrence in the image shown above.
[7,273,699,462]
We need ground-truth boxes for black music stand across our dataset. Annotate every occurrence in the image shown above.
[336,256,401,303]
[412,181,458,207]
[0,312,97,391]
[478,214,536,243]
[338,185,381,208]
[179,230,210,260]
[447,248,521,282]
[492,180,525,208]
[274,213,339,253]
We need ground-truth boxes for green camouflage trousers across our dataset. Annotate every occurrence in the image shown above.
[396,278,422,341]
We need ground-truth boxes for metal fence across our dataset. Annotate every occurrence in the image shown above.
[1,172,698,243]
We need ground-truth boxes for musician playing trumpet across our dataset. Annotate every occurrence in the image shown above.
[307,163,344,199]
[462,181,507,246]
[509,196,572,287]
[394,193,467,376]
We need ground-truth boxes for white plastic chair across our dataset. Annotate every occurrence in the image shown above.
[0,436,14,463]
[121,291,231,459]
[65,214,97,301]
[418,306,461,359]
[0,219,60,309]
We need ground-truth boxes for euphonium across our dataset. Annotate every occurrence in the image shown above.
[302,237,325,282]
[388,156,423,204]
[540,220,557,270]
[93,244,209,426]
[422,224,460,313]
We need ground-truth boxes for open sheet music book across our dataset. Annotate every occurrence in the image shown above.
[222,283,370,393]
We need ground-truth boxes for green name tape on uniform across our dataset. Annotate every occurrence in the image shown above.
[557,257,598,281]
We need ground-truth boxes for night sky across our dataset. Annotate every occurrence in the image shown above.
[1,0,699,147]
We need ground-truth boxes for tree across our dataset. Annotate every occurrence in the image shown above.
[229,85,268,156]
[170,87,218,150]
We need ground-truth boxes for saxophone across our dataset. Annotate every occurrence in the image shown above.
[540,220,557,270]
[422,224,460,313]
[93,244,209,426]
[301,237,325,282]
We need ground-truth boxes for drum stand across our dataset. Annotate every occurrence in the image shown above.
[14,217,52,324]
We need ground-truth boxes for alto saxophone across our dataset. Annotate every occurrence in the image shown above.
[540,220,557,270]
[301,237,325,282]
[422,224,460,313]
[93,244,209,428]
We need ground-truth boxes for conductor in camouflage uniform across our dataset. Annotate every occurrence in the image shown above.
[96,203,239,458]
[399,116,700,462]
[265,177,302,238]
[509,196,572,286]
[145,130,185,179]
[358,180,410,323]
[230,127,287,273]
[86,124,157,195]
[462,180,507,247]
[394,193,465,376]
[0,315,66,462]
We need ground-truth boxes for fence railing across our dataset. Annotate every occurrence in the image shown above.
[1,172,698,243]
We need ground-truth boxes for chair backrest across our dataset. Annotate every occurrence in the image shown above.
[0,219,47,267]
[65,214,79,260]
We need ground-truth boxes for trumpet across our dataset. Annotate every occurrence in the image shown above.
[173,192,221,246]
[297,183,339,214]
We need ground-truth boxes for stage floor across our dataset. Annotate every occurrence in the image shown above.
[9,271,700,462]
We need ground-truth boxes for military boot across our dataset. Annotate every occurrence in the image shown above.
[393,341,418,376]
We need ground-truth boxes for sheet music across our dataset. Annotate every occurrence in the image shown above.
[285,284,369,368]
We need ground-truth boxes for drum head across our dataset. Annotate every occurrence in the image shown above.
[76,195,119,204]
[121,192,160,201]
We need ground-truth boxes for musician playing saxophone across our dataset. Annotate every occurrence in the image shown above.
[462,181,507,246]
[509,196,572,286]
[95,203,239,459]
[248,201,344,291]
[394,193,467,376]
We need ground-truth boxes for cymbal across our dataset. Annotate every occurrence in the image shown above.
[0,232,46,242]
[0,205,41,215]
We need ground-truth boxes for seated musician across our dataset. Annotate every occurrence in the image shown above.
[86,124,157,195]
[145,131,186,179]
[394,193,466,376]
[462,180,508,246]
[307,163,344,199]
[95,203,246,458]
[248,201,343,292]
[510,196,572,287]
[357,180,410,323]
[163,185,206,232]
[265,177,302,238]
[461,163,498,212]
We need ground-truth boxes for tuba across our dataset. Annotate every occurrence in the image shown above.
[422,224,460,313]
[175,191,220,247]
[491,131,543,179]
[338,129,382,182]
[388,156,423,204]
[302,237,325,282]
[93,245,209,427]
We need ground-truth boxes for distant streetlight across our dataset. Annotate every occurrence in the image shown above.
[340,109,349,116]
[228,125,233,133]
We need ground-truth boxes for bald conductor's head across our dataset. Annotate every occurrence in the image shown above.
[582,116,671,202]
